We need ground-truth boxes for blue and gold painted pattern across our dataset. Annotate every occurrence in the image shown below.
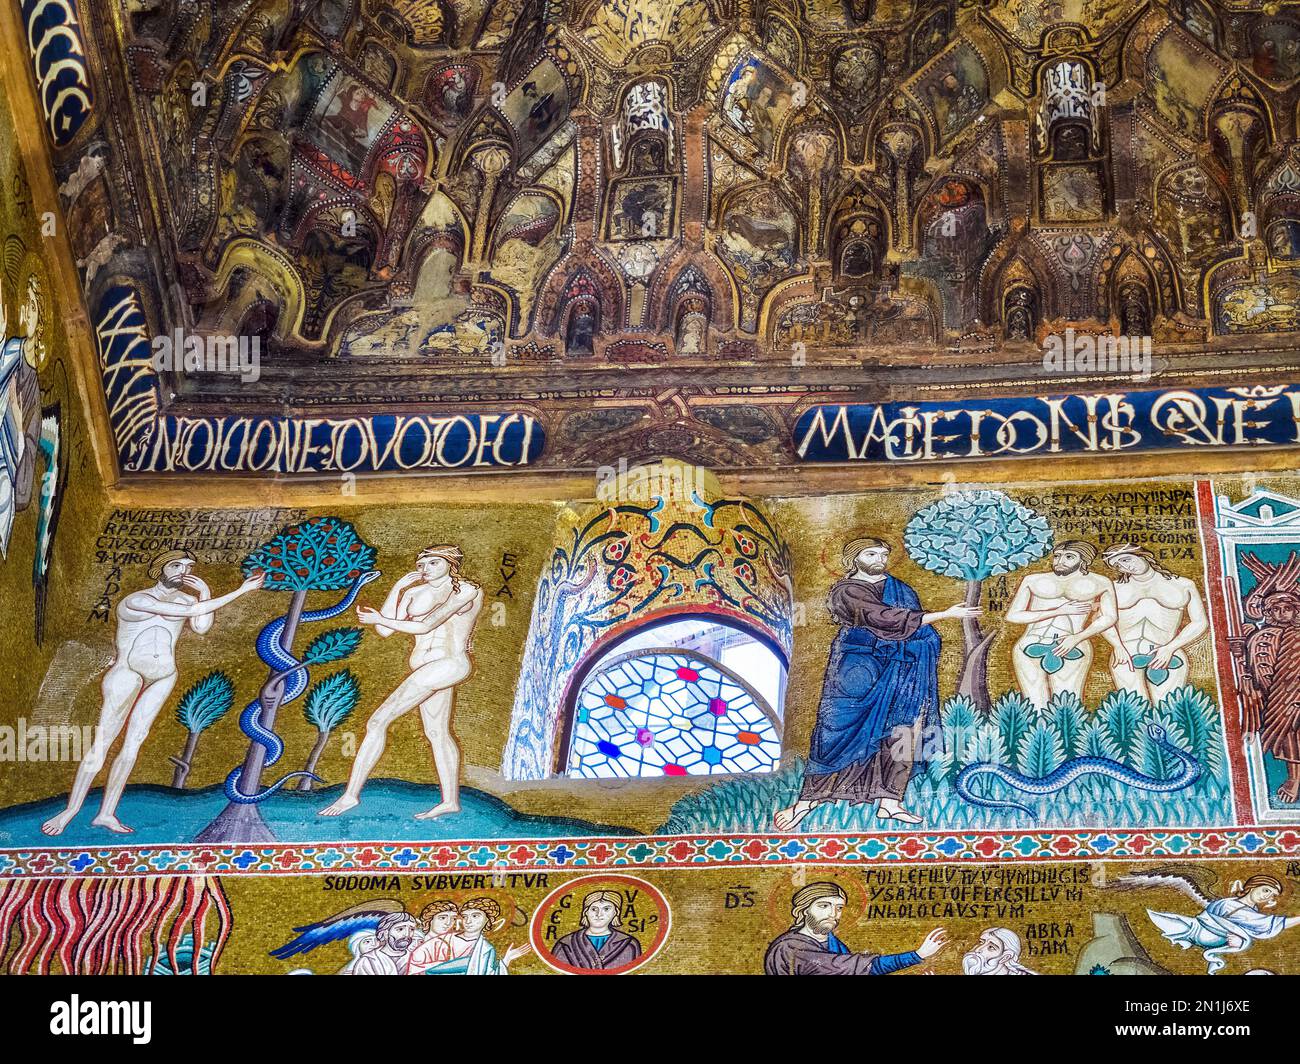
[20,0,93,148]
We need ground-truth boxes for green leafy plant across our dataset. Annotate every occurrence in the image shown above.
[1140,712,1182,782]
[1098,688,1147,763]
[1159,685,1220,776]
[169,671,235,790]
[297,669,361,791]
[1080,719,1119,760]
[935,694,979,784]
[302,628,364,666]
[1048,691,1087,759]
[658,685,1232,834]
[1019,721,1065,779]
[993,691,1035,771]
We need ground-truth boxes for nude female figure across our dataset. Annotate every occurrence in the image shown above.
[1100,543,1208,702]
[320,545,482,820]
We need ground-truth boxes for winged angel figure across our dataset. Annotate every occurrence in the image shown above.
[270,896,531,975]
[1109,865,1300,974]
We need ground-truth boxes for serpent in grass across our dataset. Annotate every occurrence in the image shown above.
[223,570,380,804]
[954,724,1201,819]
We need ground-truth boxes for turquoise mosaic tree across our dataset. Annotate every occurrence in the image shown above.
[904,489,1052,711]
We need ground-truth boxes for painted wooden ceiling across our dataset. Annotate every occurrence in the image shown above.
[27,0,1300,474]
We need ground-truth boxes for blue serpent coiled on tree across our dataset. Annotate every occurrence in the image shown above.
[954,724,1201,819]
[223,572,379,804]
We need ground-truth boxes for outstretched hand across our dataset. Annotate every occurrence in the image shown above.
[917,928,949,959]
[239,570,266,593]
[356,605,384,625]
[504,942,533,966]
[945,603,983,621]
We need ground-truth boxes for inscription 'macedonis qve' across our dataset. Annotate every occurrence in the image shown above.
[794,387,1300,463]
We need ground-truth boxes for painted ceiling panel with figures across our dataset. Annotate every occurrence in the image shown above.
[31,0,1300,475]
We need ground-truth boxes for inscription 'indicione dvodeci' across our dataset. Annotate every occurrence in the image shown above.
[93,285,545,475]
[128,412,544,475]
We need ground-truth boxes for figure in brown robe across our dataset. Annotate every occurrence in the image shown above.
[548,888,643,972]
[551,926,641,971]
[1241,591,1300,802]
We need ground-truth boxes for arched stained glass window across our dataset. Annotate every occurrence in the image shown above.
[504,459,793,781]
[566,634,784,779]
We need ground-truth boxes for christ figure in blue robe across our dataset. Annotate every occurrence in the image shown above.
[775,537,977,830]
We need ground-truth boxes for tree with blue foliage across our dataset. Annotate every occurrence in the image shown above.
[905,489,1052,711]
[196,515,377,843]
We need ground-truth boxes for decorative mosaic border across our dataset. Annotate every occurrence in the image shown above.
[1197,478,1263,822]
[3,827,1298,877]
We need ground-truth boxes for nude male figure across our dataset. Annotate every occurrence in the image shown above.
[42,550,264,835]
[320,545,482,821]
[1100,543,1208,702]
[1005,540,1122,709]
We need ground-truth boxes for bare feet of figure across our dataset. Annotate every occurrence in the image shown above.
[41,810,75,836]
[414,799,460,821]
[774,800,817,832]
[319,795,360,817]
[91,814,133,834]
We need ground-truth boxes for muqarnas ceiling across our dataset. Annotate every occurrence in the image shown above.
[47,0,1300,413]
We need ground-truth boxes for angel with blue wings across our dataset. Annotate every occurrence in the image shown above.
[271,896,532,975]
[1111,866,1300,974]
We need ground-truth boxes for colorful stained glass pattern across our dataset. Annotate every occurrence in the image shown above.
[567,650,781,778]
